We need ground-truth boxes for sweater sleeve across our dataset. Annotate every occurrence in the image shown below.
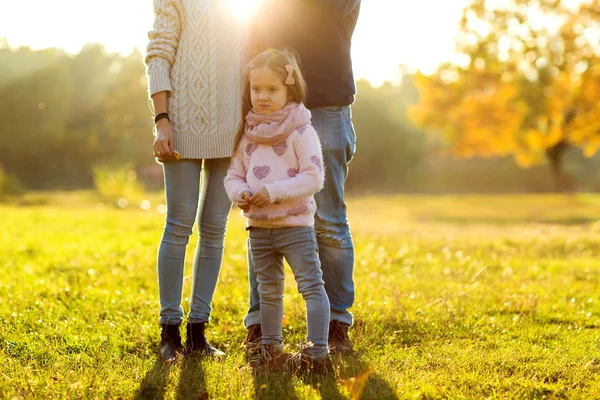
[144,0,182,96]
[224,144,251,202]
[265,127,325,203]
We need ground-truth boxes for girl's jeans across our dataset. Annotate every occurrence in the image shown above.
[158,158,231,325]
[245,105,356,328]
[249,226,330,356]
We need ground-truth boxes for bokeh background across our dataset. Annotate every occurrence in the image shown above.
[0,0,598,198]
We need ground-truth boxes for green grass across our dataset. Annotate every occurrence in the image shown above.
[1,193,600,399]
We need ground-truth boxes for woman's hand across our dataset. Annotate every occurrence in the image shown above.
[153,119,175,160]
[249,187,271,208]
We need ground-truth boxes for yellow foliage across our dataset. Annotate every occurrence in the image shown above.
[515,151,536,168]
[583,139,600,158]
[525,130,544,151]
[410,0,600,169]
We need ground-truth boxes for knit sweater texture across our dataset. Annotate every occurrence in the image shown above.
[145,0,246,159]
[224,103,325,228]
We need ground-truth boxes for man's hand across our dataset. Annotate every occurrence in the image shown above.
[249,187,271,208]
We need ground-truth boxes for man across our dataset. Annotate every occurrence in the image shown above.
[244,0,361,353]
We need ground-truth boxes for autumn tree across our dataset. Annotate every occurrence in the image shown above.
[411,0,600,191]
[0,45,154,189]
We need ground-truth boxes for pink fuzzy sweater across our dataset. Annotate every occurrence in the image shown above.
[224,103,324,228]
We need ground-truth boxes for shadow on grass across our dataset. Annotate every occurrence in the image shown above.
[252,369,300,400]
[176,353,208,400]
[300,369,345,400]
[333,352,399,400]
[134,357,171,400]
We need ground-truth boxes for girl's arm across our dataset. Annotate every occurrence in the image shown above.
[264,127,325,202]
[145,0,182,97]
[224,145,252,203]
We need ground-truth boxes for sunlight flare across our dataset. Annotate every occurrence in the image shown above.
[226,0,260,20]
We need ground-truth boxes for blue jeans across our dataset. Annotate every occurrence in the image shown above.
[245,105,356,327]
[158,158,232,325]
[249,227,330,354]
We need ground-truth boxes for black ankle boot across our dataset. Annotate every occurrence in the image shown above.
[186,322,226,358]
[160,323,182,362]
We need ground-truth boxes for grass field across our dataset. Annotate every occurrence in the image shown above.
[1,193,600,399]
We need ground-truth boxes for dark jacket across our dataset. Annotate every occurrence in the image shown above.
[250,0,361,108]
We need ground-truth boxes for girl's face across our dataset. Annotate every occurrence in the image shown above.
[250,66,289,115]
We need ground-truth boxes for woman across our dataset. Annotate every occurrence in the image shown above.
[145,0,246,362]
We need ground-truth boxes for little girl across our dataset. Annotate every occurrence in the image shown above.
[224,49,331,372]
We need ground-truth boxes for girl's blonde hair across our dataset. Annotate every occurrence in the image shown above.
[232,48,308,153]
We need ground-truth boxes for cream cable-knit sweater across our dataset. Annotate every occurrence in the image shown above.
[145,0,246,159]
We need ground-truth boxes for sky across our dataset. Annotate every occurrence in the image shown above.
[0,0,472,86]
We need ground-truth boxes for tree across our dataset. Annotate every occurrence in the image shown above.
[411,0,600,191]
[348,73,426,193]
[0,45,156,189]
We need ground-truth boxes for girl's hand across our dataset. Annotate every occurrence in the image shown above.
[240,190,252,201]
[249,187,271,208]
[153,119,175,160]
[237,190,252,212]
[237,200,251,213]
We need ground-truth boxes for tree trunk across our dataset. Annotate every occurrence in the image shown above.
[545,140,570,193]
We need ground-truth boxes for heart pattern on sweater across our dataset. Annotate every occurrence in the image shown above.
[253,165,271,180]
[246,143,259,156]
[287,168,299,178]
[311,156,322,171]
[297,125,309,135]
[272,140,288,156]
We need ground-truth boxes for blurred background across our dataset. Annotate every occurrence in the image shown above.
[0,0,598,199]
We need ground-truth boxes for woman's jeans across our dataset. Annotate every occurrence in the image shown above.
[249,226,330,355]
[158,158,231,325]
[245,105,356,328]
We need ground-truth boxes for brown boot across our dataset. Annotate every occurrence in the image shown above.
[328,320,353,354]
[185,322,226,358]
[243,324,262,353]
[248,342,292,372]
[160,323,183,362]
[285,345,333,375]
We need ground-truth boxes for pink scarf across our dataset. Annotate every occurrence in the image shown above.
[245,102,312,146]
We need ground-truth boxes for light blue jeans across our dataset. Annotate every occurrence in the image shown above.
[245,105,356,327]
[158,158,232,325]
[249,226,330,355]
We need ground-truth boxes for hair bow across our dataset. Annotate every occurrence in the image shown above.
[284,64,295,85]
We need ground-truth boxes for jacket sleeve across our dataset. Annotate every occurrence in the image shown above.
[302,0,360,19]
[144,0,182,96]
[224,144,251,202]
[265,127,325,203]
